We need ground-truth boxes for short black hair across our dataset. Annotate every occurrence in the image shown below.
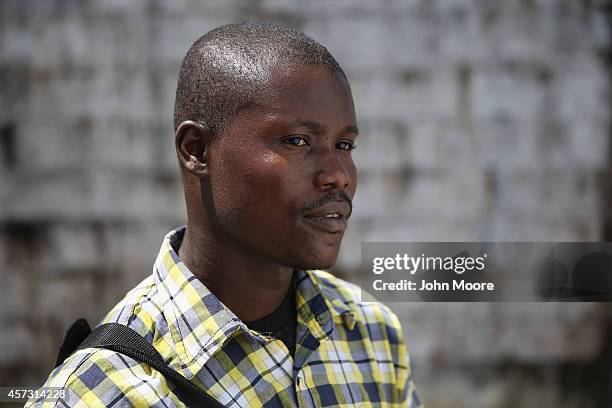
[173,22,346,133]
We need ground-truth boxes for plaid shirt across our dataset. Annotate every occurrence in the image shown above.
[30,227,423,407]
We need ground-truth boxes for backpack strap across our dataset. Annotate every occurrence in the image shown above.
[55,318,92,368]
[56,319,224,408]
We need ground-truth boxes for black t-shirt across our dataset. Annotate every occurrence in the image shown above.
[244,273,297,357]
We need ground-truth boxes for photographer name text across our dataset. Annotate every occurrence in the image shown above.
[372,279,495,291]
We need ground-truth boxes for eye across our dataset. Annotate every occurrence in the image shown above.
[283,135,311,147]
[336,141,357,151]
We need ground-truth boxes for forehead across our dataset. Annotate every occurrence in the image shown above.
[266,65,352,110]
[234,66,356,129]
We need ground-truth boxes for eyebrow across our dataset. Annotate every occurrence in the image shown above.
[346,125,359,135]
[286,119,359,136]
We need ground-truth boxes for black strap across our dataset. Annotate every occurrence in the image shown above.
[58,320,223,407]
[55,318,92,368]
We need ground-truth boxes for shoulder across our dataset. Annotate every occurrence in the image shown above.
[307,269,404,342]
[28,348,183,407]
[27,277,181,407]
[101,275,158,330]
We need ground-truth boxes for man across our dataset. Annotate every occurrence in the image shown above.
[31,23,423,407]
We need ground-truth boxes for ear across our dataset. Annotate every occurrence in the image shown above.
[175,120,211,178]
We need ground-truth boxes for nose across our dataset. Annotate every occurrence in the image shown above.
[313,147,353,191]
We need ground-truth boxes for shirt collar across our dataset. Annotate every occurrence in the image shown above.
[152,226,355,379]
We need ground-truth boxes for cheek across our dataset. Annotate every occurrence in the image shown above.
[211,151,298,229]
[348,161,358,196]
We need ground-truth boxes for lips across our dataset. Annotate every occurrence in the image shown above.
[302,201,351,233]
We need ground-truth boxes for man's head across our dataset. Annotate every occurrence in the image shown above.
[174,22,358,270]
[174,22,346,134]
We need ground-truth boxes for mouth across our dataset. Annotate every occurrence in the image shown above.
[302,201,351,234]
[302,214,348,234]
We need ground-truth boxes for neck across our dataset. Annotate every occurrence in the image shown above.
[177,222,294,322]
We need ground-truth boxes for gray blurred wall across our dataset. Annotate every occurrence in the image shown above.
[0,1,611,407]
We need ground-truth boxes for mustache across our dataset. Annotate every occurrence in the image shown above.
[301,191,353,218]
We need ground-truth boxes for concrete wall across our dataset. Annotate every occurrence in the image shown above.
[1,1,610,407]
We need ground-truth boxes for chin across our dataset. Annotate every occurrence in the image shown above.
[282,250,339,271]
[278,234,343,270]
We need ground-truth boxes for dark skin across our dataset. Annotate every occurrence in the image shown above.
[176,66,358,321]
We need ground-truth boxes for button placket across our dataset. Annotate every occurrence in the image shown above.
[295,370,316,407]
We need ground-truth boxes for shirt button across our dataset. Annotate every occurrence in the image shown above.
[296,372,302,387]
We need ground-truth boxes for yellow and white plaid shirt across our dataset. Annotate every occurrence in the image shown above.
[30,227,423,407]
